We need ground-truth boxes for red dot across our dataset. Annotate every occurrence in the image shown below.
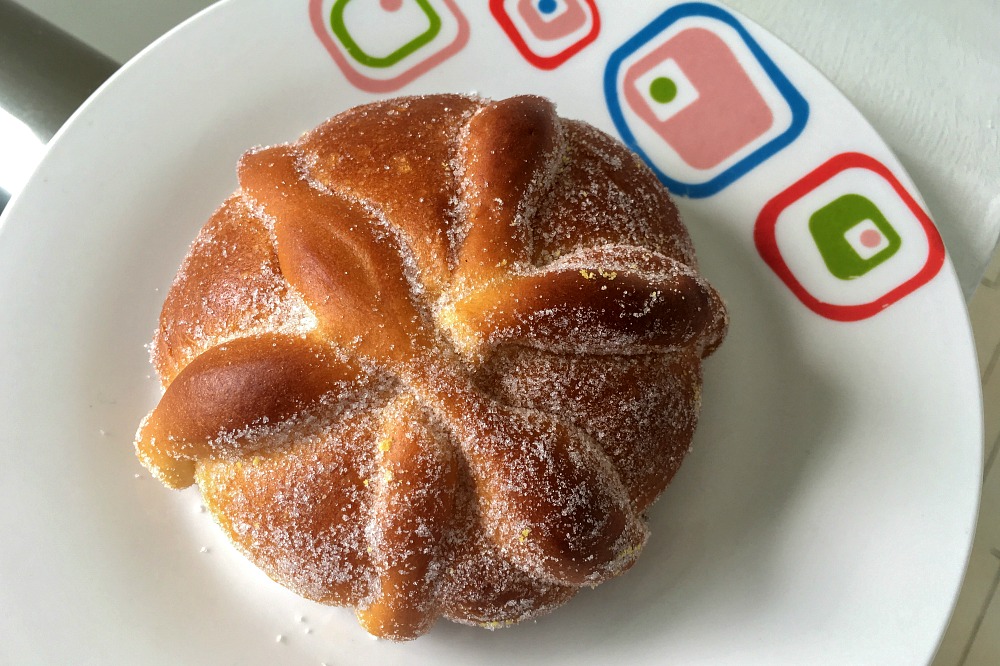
[381,0,403,10]
[860,229,883,248]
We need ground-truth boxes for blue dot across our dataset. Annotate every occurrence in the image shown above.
[538,0,558,15]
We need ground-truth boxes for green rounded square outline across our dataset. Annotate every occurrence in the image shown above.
[330,0,442,68]
[808,193,902,281]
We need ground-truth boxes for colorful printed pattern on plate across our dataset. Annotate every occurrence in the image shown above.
[490,0,601,70]
[310,0,469,92]
[755,152,945,321]
[305,0,944,319]
[604,2,808,198]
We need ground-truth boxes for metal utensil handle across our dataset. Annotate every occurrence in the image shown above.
[0,0,119,211]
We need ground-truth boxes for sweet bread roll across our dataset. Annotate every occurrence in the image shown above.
[134,94,728,640]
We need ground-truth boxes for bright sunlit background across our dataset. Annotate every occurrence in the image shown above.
[0,104,46,213]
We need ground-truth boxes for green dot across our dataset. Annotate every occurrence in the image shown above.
[649,77,678,104]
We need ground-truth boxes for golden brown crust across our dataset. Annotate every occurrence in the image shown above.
[356,393,457,640]
[300,94,478,298]
[151,196,310,385]
[135,94,728,640]
[455,95,562,281]
[136,334,369,488]
[477,347,702,512]
[531,120,697,267]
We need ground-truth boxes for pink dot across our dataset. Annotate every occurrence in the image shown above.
[381,0,403,11]
[860,229,883,248]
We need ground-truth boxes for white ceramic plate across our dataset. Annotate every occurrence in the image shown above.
[0,1,982,664]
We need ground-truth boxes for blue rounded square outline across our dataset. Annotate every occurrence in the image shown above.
[603,2,809,199]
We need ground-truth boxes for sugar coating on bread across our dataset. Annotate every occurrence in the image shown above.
[134,94,728,640]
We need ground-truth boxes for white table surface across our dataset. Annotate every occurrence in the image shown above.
[12,0,1000,297]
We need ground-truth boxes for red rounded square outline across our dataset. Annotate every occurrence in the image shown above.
[754,152,945,322]
[490,0,601,70]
